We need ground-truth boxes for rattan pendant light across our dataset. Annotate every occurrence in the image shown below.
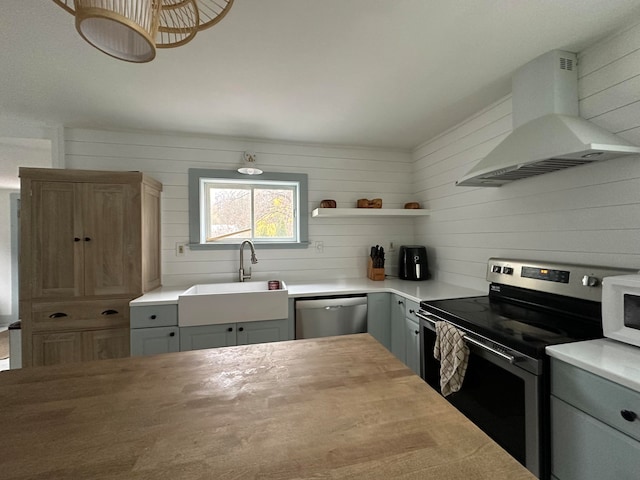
[52,0,234,63]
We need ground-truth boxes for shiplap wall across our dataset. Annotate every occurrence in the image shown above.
[64,130,415,285]
[412,21,640,291]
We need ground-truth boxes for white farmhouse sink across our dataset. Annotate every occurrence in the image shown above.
[178,281,288,327]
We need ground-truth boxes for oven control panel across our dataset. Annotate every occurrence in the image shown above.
[486,258,638,302]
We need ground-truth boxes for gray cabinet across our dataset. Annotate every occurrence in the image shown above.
[550,358,640,480]
[405,316,420,375]
[132,302,294,355]
[404,300,420,375]
[130,305,178,329]
[180,323,236,350]
[367,293,391,349]
[390,294,406,362]
[237,318,291,345]
[390,294,420,374]
[180,318,291,352]
[130,304,179,356]
[131,326,179,356]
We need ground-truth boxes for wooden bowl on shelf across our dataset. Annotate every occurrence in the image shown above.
[320,199,337,208]
[404,202,420,209]
[357,198,383,208]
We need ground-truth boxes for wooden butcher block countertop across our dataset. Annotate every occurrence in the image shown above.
[0,334,535,479]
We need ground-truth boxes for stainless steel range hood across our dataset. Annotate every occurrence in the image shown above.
[457,50,640,187]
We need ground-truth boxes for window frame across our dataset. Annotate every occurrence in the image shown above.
[188,168,309,250]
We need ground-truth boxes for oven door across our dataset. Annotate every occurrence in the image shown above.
[418,311,545,479]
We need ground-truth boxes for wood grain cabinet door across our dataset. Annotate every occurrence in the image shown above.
[82,183,141,297]
[32,332,83,366]
[83,328,130,361]
[30,181,83,298]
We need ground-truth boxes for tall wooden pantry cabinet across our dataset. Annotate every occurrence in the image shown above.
[19,168,162,367]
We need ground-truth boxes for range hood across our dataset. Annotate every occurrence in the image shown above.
[457,50,640,187]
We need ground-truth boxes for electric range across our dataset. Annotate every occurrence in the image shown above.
[417,258,637,479]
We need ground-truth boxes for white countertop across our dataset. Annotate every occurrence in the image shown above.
[546,339,640,393]
[130,278,486,306]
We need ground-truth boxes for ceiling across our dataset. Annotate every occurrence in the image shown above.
[2,1,640,150]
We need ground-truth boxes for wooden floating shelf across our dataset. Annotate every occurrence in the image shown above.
[311,208,430,218]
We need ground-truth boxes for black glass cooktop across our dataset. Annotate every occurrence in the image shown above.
[420,292,603,358]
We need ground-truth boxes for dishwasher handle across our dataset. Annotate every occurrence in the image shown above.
[295,295,367,311]
[325,305,343,310]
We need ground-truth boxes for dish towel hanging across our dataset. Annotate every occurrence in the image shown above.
[434,321,470,397]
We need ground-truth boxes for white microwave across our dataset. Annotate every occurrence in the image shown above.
[602,274,640,348]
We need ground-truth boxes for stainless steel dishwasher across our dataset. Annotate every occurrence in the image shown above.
[295,295,367,339]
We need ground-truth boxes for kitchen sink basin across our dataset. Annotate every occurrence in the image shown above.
[178,281,288,327]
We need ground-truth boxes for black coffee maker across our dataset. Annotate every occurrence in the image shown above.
[398,245,429,281]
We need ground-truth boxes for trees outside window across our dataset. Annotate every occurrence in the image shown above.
[188,169,308,249]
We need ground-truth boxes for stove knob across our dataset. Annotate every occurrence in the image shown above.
[491,265,502,273]
[582,275,599,287]
[502,267,514,275]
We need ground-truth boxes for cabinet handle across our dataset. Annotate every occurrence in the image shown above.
[101,309,119,316]
[150,315,157,320]
[169,332,176,337]
[227,327,233,332]
[48,312,68,318]
[238,327,244,332]
[84,237,91,242]
[409,309,415,314]
[398,300,404,305]
[621,410,638,422]
[74,237,81,242]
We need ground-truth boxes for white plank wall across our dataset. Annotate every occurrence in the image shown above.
[63,130,415,285]
[412,21,640,291]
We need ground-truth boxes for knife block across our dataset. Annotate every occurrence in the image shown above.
[367,258,385,281]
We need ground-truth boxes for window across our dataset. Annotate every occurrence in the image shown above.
[189,169,309,249]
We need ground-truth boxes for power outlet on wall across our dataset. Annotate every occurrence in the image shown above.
[176,242,187,257]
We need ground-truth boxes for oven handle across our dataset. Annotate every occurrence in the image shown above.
[416,311,516,365]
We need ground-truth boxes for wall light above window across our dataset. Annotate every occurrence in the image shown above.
[52,0,234,63]
[238,152,263,175]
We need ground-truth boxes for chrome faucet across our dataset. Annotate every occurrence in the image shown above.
[239,240,258,282]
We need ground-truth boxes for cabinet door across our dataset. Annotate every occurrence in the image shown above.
[367,293,391,349]
[551,396,640,480]
[390,294,406,363]
[82,183,140,297]
[131,327,179,356]
[32,332,83,366]
[180,324,236,351]
[141,183,162,292]
[83,328,130,361]
[30,181,83,298]
[405,317,420,376]
[237,319,290,346]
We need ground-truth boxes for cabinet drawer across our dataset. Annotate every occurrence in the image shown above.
[130,304,178,328]
[405,299,420,323]
[31,299,130,332]
[551,359,640,442]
